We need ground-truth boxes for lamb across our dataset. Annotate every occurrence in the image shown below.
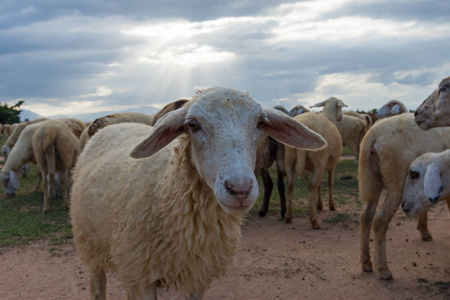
[32,120,81,213]
[414,76,450,130]
[376,99,408,118]
[358,113,450,280]
[88,112,154,137]
[401,150,450,217]
[70,87,326,299]
[335,114,367,162]
[1,118,47,160]
[283,97,346,229]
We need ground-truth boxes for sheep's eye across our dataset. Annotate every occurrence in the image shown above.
[439,86,448,93]
[188,120,199,131]
[257,117,265,128]
[409,170,420,180]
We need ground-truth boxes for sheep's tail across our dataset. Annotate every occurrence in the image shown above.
[358,133,382,203]
[44,144,56,176]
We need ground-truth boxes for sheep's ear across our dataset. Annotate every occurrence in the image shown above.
[130,107,188,158]
[337,100,348,108]
[310,101,325,108]
[424,163,443,204]
[9,170,20,189]
[261,108,327,151]
[391,104,401,114]
[151,99,189,126]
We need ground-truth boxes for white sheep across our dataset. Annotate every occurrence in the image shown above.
[88,112,154,137]
[414,76,450,130]
[284,97,346,229]
[289,105,310,117]
[70,87,327,299]
[376,99,408,119]
[401,150,450,217]
[32,119,80,213]
[335,114,367,162]
[358,113,450,280]
[0,123,43,195]
[150,99,190,126]
[2,124,12,137]
[1,118,47,160]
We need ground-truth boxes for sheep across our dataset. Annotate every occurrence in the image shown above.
[70,87,327,299]
[32,119,80,213]
[63,118,86,138]
[88,112,154,137]
[283,97,346,229]
[343,110,373,129]
[2,118,47,160]
[414,76,450,130]
[0,118,83,197]
[376,99,408,119]
[0,123,43,196]
[401,150,450,217]
[335,114,367,162]
[289,105,310,117]
[358,113,450,280]
[79,126,90,151]
[2,124,12,137]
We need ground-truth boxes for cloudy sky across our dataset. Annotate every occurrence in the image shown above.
[1,0,449,119]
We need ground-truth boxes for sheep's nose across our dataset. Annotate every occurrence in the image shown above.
[225,179,253,201]
[401,200,411,213]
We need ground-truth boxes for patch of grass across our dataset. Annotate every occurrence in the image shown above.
[323,213,352,224]
[0,163,72,248]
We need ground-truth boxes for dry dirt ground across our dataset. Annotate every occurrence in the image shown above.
[1,198,449,300]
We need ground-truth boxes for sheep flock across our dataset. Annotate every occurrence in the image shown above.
[1,80,449,298]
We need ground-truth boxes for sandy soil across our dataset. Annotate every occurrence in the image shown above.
[1,196,449,300]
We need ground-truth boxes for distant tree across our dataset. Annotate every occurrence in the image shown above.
[0,100,23,124]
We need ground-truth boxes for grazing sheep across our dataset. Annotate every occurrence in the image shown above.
[358,113,450,280]
[70,87,326,299]
[88,112,154,137]
[376,100,407,119]
[32,120,80,213]
[401,150,450,217]
[335,115,367,162]
[1,118,47,160]
[150,99,190,126]
[284,97,346,229]
[0,123,43,196]
[415,76,450,130]
[63,118,86,138]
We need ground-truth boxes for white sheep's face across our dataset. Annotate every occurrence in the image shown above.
[0,169,20,197]
[415,77,450,130]
[401,153,443,217]
[130,86,327,216]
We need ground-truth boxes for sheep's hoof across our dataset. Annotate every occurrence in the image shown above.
[379,270,393,280]
[317,205,323,211]
[258,210,267,217]
[284,216,292,223]
[362,261,373,273]
[421,234,433,242]
[311,220,321,229]
[43,209,50,215]
[329,205,336,211]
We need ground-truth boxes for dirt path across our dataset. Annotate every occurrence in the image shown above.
[1,200,449,300]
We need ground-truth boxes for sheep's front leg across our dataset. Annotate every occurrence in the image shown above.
[258,168,273,217]
[372,190,401,280]
[32,170,42,193]
[187,289,205,300]
[416,211,432,241]
[284,164,295,223]
[125,282,157,300]
[277,167,286,219]
[60,171,70,210]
